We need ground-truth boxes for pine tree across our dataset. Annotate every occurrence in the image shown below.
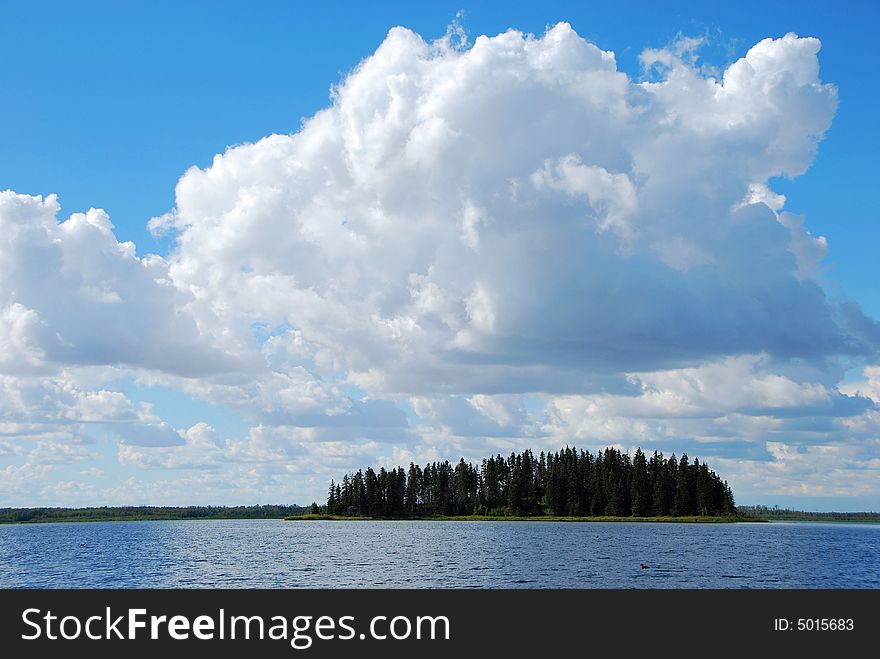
[673,454,697,516]
[406,463,421,516]
[339,474,350,516]
[630,448,650,516]
[326,446,737,519]
[326,480,336,515]
[365,468,379,517]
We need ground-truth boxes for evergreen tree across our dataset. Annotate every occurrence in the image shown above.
[326,480,336,515]
[673,454,697,517]
[353,470,366,516]
[406,463,421,516]
[630,448,651,516]
[327,446,737,519]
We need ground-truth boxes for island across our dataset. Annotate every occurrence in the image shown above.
[297,447,748,522]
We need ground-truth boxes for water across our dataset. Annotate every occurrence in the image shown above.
[0,519,877,588]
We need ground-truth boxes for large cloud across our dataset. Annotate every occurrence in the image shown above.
[2,23,879,506]
[0,191,235,377]
[151,25,863,401]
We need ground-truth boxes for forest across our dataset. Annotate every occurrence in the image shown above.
[326,447,737,518]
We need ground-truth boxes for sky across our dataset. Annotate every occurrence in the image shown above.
[1,1,879,511]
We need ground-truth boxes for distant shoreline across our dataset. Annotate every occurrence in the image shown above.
[736,506,880,523]
[1,515,287,525]
[0,505,305,525]
[4,508,878,525]
[1,513,759,524]
[285,514,762,523]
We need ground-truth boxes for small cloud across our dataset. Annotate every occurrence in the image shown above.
[116,422,184,447]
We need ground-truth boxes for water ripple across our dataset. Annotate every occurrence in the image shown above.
[0,519,877,588]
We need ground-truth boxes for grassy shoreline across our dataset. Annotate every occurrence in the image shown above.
[736,507,880,523]
[285,514,762,523]
[8,509,877,525]
[0,515,291,524]
[0,505,305,525]
[11,513,880,524]
[0,513,761,524]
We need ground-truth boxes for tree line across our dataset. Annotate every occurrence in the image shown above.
[738,506,880,522]
[326,447,736,518]
[0,504,307,524]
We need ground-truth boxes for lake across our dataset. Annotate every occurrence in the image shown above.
[0,519,877,588]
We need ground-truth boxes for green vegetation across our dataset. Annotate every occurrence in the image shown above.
[0,504,307,524]
[287,514,752,523]
[325,447,738,519]
[738,506,880,523]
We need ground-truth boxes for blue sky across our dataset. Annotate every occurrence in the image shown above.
[3,1,877,314]
[1,1,879,510]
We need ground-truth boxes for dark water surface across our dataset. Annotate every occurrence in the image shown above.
[1,519,877,588]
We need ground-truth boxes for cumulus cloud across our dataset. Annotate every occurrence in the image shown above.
[542,354,873,450]
[2,22,878,506]
[0,191,236,377]
[714,440,880,498]
[0,373,141,430]
[153,24,858,402]
[841,366,880,405]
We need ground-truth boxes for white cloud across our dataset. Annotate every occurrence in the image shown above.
[543,354,871,444]
[0,303,48,373]
[0,373,139,427]
[118,422,222,468]
[0,191,236,377]
[841,365,880,404]
[116,422,185,448]
[715,440,880,499]
[152,23,855,402]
